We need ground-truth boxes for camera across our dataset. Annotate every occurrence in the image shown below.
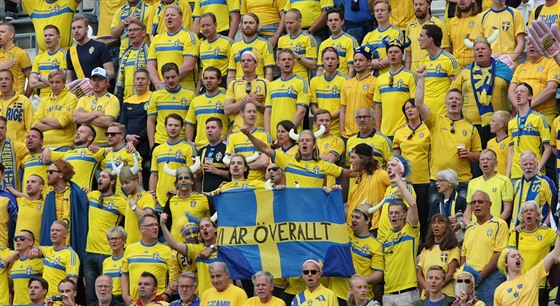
[52,295,63,302]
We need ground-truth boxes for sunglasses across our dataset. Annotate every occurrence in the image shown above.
[457,279,471,284]
[245,82,251,94]
[47,169,60,174]
[450,120,456,134]
[469,199,488,205]
[105,132,122,137]
[303,270,318,275]
[14,236,29,242]
[267,167,279,172]
[388,74,394,88]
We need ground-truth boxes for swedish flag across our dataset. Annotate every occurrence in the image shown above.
[215,188,355,280]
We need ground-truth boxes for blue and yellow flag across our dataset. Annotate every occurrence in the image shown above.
[215,188,355,280]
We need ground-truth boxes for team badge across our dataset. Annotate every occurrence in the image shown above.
[362,84,369,91]
[214,47,220,56]
[26,265,33,275]
[295,43,302,53]
[500,143,506,150]
[53,257,62,265]
[216,102,223,110]
[538,66,544,73]
[537,234,542,241]
[462,129,467,137]
[468,20,475,28]
[216,152,223,161]
[255,85,262,93]
[190,200,196,208]
[181,97,188,107]
[486,228,493,237]
[435,64,442,74]
[89,46,95,54]
[106,200,115,209]
[440,252,448,263]
[36,205,42,211]
[324,143,329,149]
[501,21,510,31]
[331,85,339,95]
[153,252,160,260]
[287,86,295,94]
[174,39,181,47]
[492,188,497,193]
[419,132,424,139]
[52,58,60,68]
[312,166,320,174]
[396,80,403,88]
[144,103,149,111]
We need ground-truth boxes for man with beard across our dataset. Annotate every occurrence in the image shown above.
[511,151,554,229]
[73,67,120,146]
[472,0,525,65]
[84,169,127,303]
[121,214,172,304]
[149,114,196,206]
[451,37,513,146]
[197,118,230,193]
[45,125,106,192]
[160,215,219,295]
[191,0,239,39]
[449,0,481,67]
[462,190,508,306]
[121,163,155,245]
[196,13,232,90]
[20,128,48,190]
[225,51,269,131]
[265,49,310,140]
[9,230,44,304]
[405,0,450,72]
[200,262,248,305]
[186,67,229,149]
[66,16,114,82]
[147,5,199,91]
[228,13,275,83]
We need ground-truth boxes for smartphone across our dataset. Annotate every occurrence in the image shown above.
[455,283,466,296]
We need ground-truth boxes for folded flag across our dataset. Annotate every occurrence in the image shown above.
[214,188,355,280]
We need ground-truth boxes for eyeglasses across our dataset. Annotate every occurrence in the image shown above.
[450,121,456,134]
[457,279,471,284]
[128,27,144,32]
[245,82,251,94]
[355,115,372,120]
[47,169,60,174]
[105,132,123,137]
[267,166,279,172]
[179,285,196,289]
[470,199,488,205]
[388,74,394,88]
[14,236,29,242]
[108,236,122,241]
[302,270,318,275]
[141,223,159,228]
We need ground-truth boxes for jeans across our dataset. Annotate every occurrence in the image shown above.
[477,270,505,306]
[84,252,109,303]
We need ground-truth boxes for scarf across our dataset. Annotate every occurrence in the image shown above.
[116,43,149,90]
[514,175,542,226]
[0,138,17,191]
[470,58,495,126]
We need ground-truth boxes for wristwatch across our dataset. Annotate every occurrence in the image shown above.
[131,205,137,211]
[209,244,217,251]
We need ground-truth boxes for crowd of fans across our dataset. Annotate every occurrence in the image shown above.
[4,0,560,305]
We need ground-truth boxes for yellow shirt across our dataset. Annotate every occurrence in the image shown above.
[0,93,34,141]
[199,35,234,77]
[32,86,77,148]
[0,248,13,305]
[273,151,343,188]
[467,174,514,219]
[167,193,211,242]
[392,123,431,184]
[148,86,196,144]
[201,285,249,305]
[51,146,106,192]
[462,217,508,271]
[193,0,240,33]
[31,48,67,100]
[494,261,547,306]
[424,111,483,181]
[362,24,404,76]
[419,50,461,116]
[97,0,125,39]
[241,0,286,30]
[111,1,151,56]
[472,6,526,58]
[265,74,310,139]
[185,243,218,294]
[316,133,345,186]
[11,256,43,305]
[377,184,416,241]
[418,245,461,298]
[290,284,339,306]
[345,131,393,167]
[340,74,376,137]
[226,77,269,131]
[449,15,478,67]
[76,93,121,144]
[373,67,417,136]
[309,72,347,136]
[529,1,560,28]
[185,91,229,148]
[406,16,450,71]
[21,0,80,51]
[512,175,553,229]
[347,170,390,228]
[147,0,193,37]
[124,191,156,245]
[508,110,550,179]
[229,37,275,79]
[283,0,334,29]
[86,191,127,255]
[388,0,414,31]
[150,140,196,205]
[148,29,200,90]
[42,245,80,297]
[15,197,44,245]
[318,33,358,76]
[103,254,125,296]
[487,135,511,176]
[381,223,420,293]
[122,240,172,299]
[511,56,560,126]
[278,31,318,82]
[244,296,286,306]
[226,129,271,181]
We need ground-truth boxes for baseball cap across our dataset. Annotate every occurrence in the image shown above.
[91,67,108,80]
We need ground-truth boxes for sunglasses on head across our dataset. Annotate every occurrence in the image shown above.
[303,270,318,275]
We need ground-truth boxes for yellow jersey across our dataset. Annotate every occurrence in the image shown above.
[51,146,106,192]
[147,0,193,37]
[466,174,514,219]
[150,140,196,205]
[487,135,511,176]
[472,7,526,58]
[32,86,77,148]
[265,74,310,139]
[97,0,125,39]
[388,0,414,31]
[11,256,43,305]
[273,150,343,188]
[345,131,393,167]
[199,35,234,77]
[381,223,420,293]
[347,170,390,228]
[0,248,13,305]
[462,217,508,271]
[41,245,80,297]
[511,56,560,126]
[166,192,212,242]
[226,77,269,131]
[418,245,461,298]
[31,48,67,100]
[148,86,196,144]
[229,37,275,79]
[103,254,125,296]
[278,31,318,81]
[86,191,127,255]
[494,261,546,306]
[406,16,450,71]
[122,240,172,299]
[309,72,347,137]
[419,50,461,116]
[124,191,156,245]
[424,111,482,181]
[0,93,34,141]
[529,1,560,28]
[201,284,248,305]
[373,67,417,136]
[318,33,358,76]
[340,74,376,137]
[242,0,286,30]
[362,24,404,76]
[449,15,478,67]
[290,284,339,306]
[15,197,45,245]
[148,29,200,90]
[512,175,553,229]
[392,123,431,184]
[185,243,218,294]
[226,129,271,181]
[76,93,121,144]
[185,90,229,148]
[377,184,416,241]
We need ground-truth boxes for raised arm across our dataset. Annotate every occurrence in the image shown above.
[414,65,431,120]
[159,213,188,255]
[241,126,275,158]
